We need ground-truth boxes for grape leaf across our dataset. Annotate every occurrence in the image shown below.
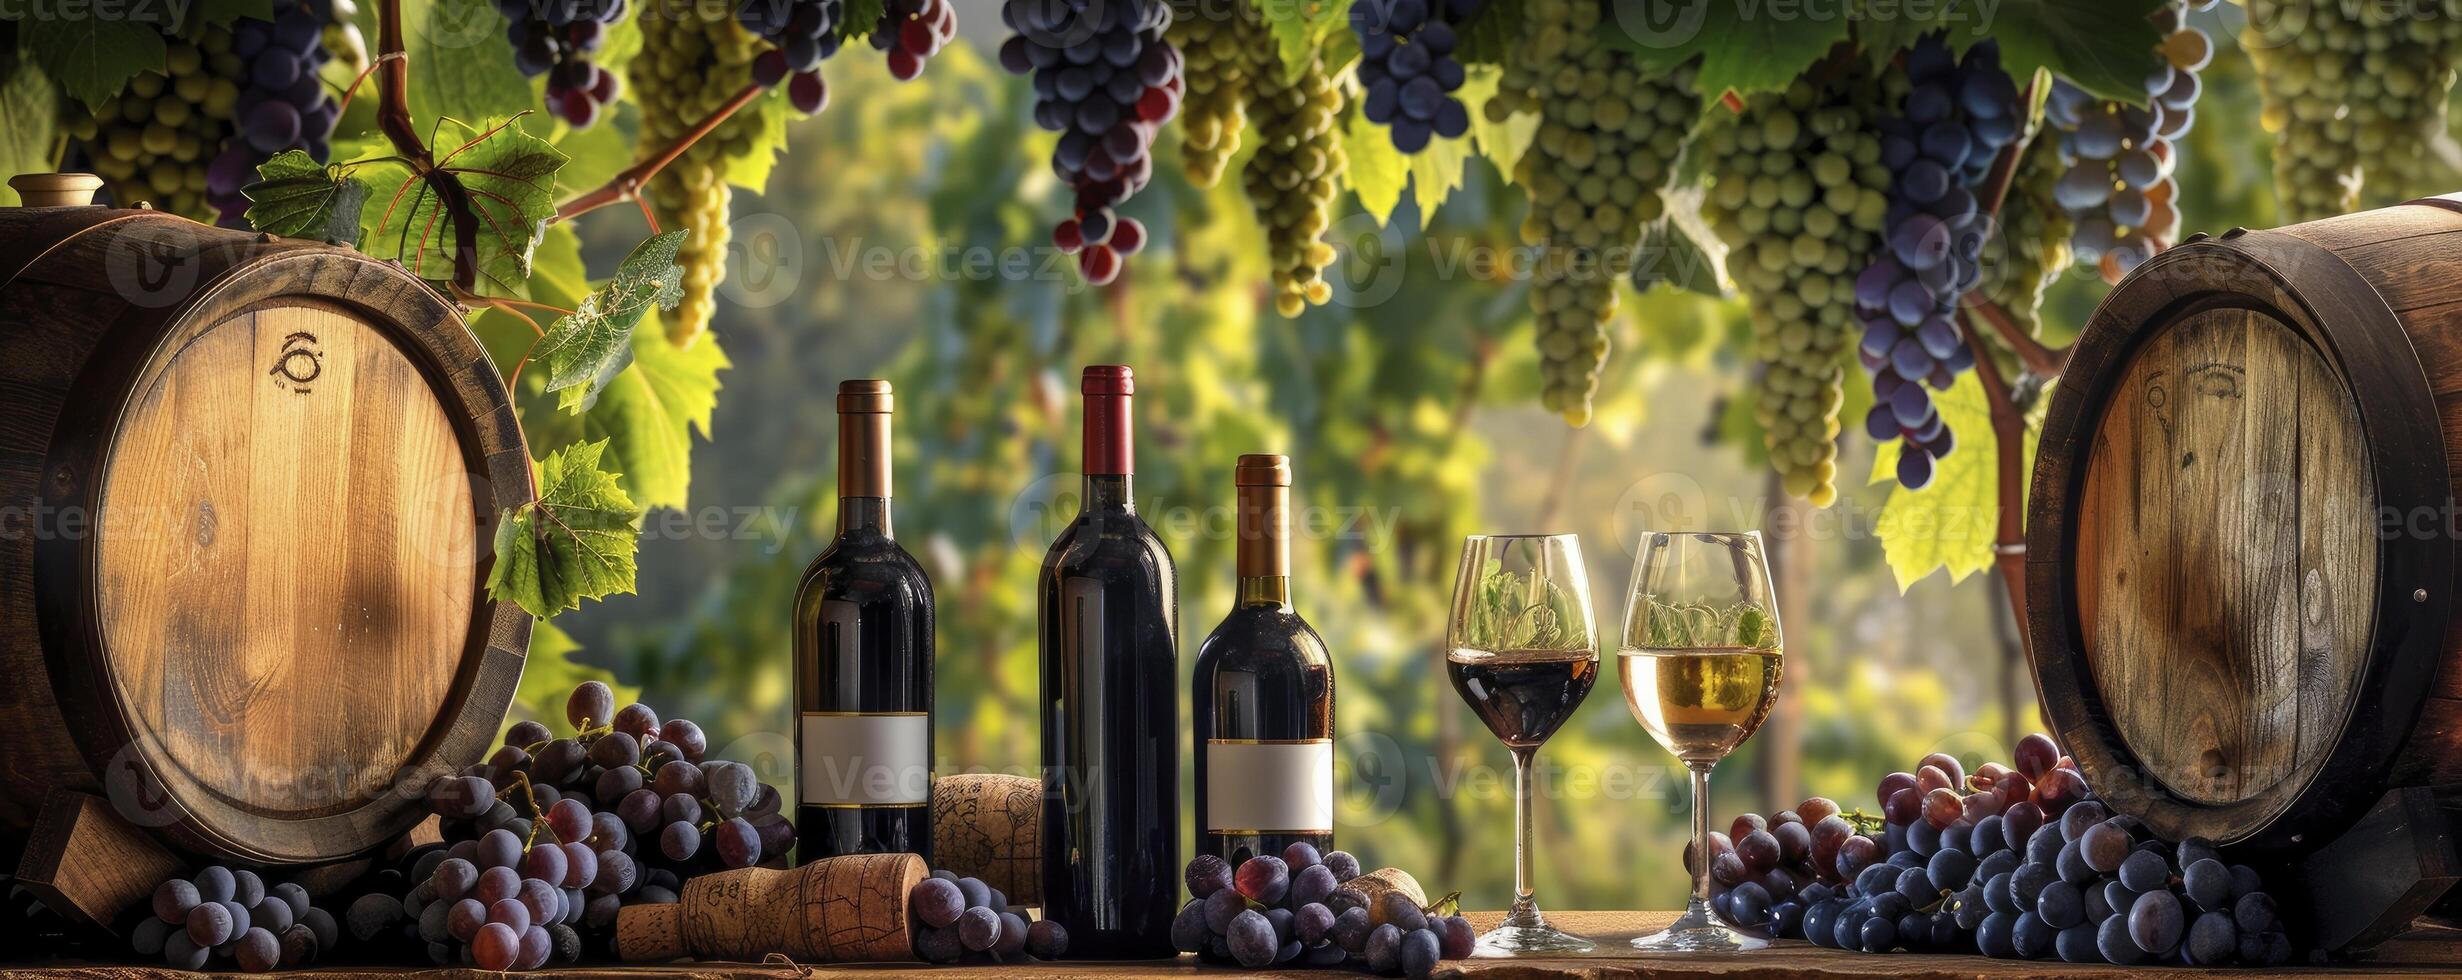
[363,117,566,291]
[1259,0,1346,83]
[541,315,730,511]
[25,17,164,108]
[1599,0,1849,100]
[1986,0,2168,105]
[242,150,370,243]
[488,439,643,618]
[1454,0,1525,66]
[536,229,690,413]
[408,0,541,132]
[1341,110,1410,227]
[1867,370,2040,590]
[1466,66,1535,183]
[721,91,791,191]
[0,59,61,206]
[1631,191,1728,299]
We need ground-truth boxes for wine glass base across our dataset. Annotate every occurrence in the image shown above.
[1631,923,1770,952]
[1473,923,1597,957]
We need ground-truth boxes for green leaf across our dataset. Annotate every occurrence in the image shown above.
[1867,370,2036,590]
[1454,0,1525,66]
[0,60,62,206]
[721,92,790,191]
[242,150,370,242]
[407,0,542,131]
[580,317,729,510]
[363,117,566,290]
[1260,0,1345,83]
[537,229,690,413]
[1599,0,1848,99]
[1466,65,1535,181]
[1342,110,1411,226]
[25,17,164,108]
[1630,194,1727,299]
[488,439,642,618]
[1988,0,2168,105]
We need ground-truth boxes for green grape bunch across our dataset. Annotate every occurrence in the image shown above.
[2245,0,2462,218]
[629,0,770,348]
[63,24,243,222]
[1696,62,1892,506]
[1977,133,2075,339]
[1492,0,1697,426]
[1240,47,1344,317]
[1167,0,1261,187]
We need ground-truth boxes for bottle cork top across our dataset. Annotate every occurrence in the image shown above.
[10,173,105,207]
[1235,453,1292,487]
[836,379,892,413]
[1082,364,1134,395]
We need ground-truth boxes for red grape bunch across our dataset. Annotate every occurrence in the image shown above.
[499,0,627,126]
[871,0,956,82]
[1173,846,1470,977]
[1700,733,2294,965]
[132,867,337,971]
[353,682,791,969]
[997,0,1181,285]
[739,0,843,113]
[906,870,1069,962]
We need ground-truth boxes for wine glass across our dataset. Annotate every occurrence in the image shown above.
[1444,533,1599,956]
[1622,530,1786,952]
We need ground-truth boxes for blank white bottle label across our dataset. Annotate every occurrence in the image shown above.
[800,713,931,806]
[1205,739,1334,833]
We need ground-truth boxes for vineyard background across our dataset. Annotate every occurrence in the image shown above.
[0,0,2367,912]
[552,5,2269,912]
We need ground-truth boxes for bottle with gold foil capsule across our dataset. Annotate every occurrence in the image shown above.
[794,380,935,863]
[1190,454,1335,864]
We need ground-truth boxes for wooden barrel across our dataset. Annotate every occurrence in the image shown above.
[0,193,531,864]
[2027,197,2462,852]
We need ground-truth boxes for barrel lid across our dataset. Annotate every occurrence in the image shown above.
[2028,231,2453,851]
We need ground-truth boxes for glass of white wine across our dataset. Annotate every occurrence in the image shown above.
[1622,530,1785,952]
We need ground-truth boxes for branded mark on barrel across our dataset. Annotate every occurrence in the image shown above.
[269,332,322,394]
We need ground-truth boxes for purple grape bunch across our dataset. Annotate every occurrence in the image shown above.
[738,0,843,113]
[996,0,1180,285]
[906,870,1066,962]
[498,0,626,126]
[2043,0,2212,281]
[206,1,343,223]
[1853,35,2021,490]
[1350,0,1480,153]
[132,867,336,971]
[1174,846,1469,978]
[363,682,789,969]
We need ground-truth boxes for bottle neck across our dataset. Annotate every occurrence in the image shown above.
[1234,480,1288,607]
[1082,474,1135,513]
[1083,392,1132,477]
[837,496,893,537]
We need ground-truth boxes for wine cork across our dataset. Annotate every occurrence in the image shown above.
[931,773,1041,905]
[614,853,925,963]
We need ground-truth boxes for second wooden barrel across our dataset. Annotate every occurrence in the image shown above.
[0,192,530,863]
[2027,197,2462,851]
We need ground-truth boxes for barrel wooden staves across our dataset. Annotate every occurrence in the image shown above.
[0,177,531,901]
[2027,196,2462,855]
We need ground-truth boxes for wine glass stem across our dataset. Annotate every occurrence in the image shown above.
[1510,746,1541,922]
[1688,762,1714,907]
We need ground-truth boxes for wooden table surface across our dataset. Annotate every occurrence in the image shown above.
[2,911,2456,977]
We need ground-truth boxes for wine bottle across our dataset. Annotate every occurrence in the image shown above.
[1192,454,1335,865]
[1038,365,1180,959]
[794,379,935,863]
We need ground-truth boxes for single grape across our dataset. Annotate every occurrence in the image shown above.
[1235,856,1290,904]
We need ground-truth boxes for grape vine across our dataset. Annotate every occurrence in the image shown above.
[629,0,769,346]
[1853,36,2018,490]
[2245,0,2461,219]
[1495,0,1696,424]
[1241,48,1344,316]
[1698,61,1892,505]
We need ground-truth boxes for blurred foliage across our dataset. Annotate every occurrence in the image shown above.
[529,3,2290,911]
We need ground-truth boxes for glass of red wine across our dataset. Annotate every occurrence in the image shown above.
[1444,533,1598,956]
